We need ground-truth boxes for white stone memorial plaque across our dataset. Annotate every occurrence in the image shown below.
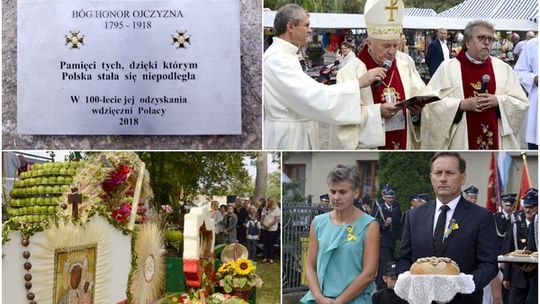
[17,0,241,135]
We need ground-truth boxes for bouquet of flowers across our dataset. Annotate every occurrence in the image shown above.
[215,258,263,294]
[66,152,153,223]
[159,291,248,304]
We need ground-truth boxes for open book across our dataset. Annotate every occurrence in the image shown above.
[395,87,457,108]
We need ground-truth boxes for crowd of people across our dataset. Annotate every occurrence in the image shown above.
[300,152,538,304]
[209,197,281,264]
[263,0,536,150]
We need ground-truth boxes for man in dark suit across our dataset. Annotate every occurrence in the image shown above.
[524,190,538,304]
[425,28,450,76]
[373,187,402,289]
[495,194,516,252]
[502,188,537,304]
[398,152,498,303]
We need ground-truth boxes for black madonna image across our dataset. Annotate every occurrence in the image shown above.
[2,151,281,303]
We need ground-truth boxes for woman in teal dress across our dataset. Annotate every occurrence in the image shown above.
[301,164,380,304]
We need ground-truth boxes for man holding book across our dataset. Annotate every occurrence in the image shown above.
[329,0,426,150]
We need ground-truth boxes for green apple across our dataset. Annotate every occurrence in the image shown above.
[53,185,61,193]
[61,185,70,192]
[48,206,56,214]
[36,197,44,205]
[33,205,41,214]
[45,186,54,193]
[59,168,67,175]
[39,206,47,214]
[57,176,65,183]
[67,168,76,175]
[65,177,73,183]
[37,186,45,194]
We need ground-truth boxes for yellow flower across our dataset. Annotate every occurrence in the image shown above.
[346,225,356,241]
[451,222,459,230]
[218,261,234,274]
[235,258,254,276]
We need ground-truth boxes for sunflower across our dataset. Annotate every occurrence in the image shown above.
[235,258,255,276]
[218,261,235,274]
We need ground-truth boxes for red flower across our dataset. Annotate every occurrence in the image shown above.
[111,203,132,224]
[112,209,127,223]
[102,164,133,192]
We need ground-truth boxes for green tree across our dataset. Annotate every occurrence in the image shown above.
[137,152,250,208]
[378,152,434,210]
[267,170,281,200]
[407,0,463,13]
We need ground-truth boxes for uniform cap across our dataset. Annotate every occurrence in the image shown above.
[464,186,479,196]
[383,189,396,197]
[523,188,538,207]
[384,261,398,276]
[501,193,517,205]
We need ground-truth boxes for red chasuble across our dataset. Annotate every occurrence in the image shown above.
[456,50,498,149]
[359,46,407,150]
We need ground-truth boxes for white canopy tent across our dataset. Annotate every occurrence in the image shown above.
[263,10,539,31]
[438,0,538,23]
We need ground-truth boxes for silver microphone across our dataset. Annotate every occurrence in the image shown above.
[373,60,393,89]
[480,74,490,93]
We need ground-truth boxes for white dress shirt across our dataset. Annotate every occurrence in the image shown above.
[440,39,450,60]
[433,195,461,237]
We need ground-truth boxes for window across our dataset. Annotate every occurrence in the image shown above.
[283,164,306,196]
[356,161,377,198]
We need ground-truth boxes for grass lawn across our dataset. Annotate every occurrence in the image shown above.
[255,258,281,304]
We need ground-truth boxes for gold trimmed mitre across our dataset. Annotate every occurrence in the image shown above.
[364,0,404,40]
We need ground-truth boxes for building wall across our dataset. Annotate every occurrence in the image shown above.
[283,151,538,209]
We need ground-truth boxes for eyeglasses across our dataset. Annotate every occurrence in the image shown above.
[475,35,494,43]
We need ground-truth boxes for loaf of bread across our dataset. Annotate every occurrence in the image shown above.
[410,257,460,275]
[506,249,533,257]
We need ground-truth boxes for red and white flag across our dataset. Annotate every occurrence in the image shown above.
[486,152,500,213]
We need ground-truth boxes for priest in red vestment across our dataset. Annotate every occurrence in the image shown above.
[330,0,426,150]
[420,20,528,150]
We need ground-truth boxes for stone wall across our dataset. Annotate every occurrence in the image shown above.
[2,0,261,150]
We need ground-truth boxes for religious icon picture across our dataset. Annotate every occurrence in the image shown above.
[53,244,97,304]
